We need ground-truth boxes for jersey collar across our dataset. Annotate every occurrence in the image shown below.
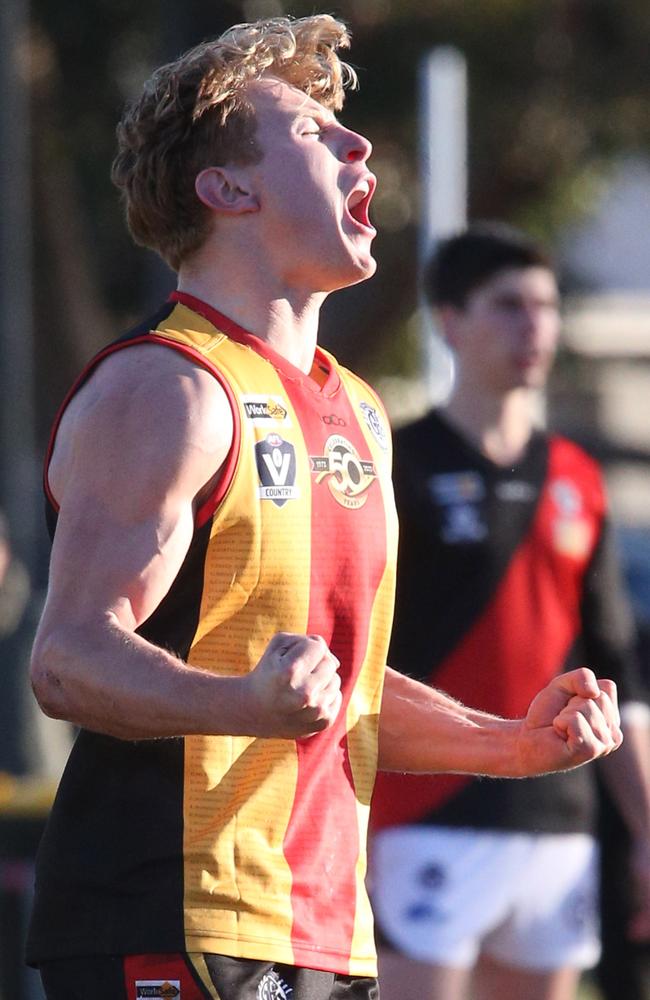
[170,291,340,397]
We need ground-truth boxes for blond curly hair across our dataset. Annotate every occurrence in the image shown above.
[111,15,357,271]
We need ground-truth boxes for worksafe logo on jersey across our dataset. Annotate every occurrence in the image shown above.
[310,434,376,509]
[257,971,293,999]
[243,394,290,427]
[135,982,180,999]
[359,401,389,451]
[255,433,299,507]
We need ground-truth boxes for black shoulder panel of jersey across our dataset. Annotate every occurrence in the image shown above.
[29,305,220,961]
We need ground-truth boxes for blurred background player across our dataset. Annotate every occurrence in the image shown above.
[370,222,650,1000]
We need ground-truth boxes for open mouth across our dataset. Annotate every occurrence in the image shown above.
[346,175,377,233]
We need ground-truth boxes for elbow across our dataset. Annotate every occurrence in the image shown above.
[30,629,76,721]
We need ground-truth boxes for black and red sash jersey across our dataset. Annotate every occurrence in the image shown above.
[28,294,398,975]
[371,410,638,835]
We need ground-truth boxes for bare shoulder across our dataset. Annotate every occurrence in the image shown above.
[49,342,234,508]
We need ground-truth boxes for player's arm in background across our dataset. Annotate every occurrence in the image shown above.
[30,345,341,742]
[581,515,650,940]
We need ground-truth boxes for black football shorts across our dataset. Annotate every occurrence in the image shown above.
[38,951,380,1000]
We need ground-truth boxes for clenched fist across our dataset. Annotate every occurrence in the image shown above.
[240,633,342,739]
[515,668,623,776]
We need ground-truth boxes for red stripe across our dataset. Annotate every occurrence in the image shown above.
[43,331,241,529]
[123,954,207,999]
[371,437,604,830]
[276,373,387,971]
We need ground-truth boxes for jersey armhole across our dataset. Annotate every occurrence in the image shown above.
[44,333,242,529]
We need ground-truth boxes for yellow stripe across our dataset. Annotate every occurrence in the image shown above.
[187,953,222,999]
[182,347,313,961]
[155,303,229,351]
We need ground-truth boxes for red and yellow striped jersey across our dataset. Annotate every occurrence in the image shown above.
[28,294,398,976]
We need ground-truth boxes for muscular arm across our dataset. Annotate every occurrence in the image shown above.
[31,346,341,741]
[378,665,621,777]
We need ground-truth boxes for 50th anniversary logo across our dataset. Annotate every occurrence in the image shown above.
[310,435,376,509]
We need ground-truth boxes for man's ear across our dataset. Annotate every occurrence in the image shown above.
[195,166,259,215]
[437,304,463,350]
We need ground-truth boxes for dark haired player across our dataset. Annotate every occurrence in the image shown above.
[371,223,650,1000]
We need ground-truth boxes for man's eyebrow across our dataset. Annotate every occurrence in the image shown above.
[296,110,336,124]
[295,94,336,122]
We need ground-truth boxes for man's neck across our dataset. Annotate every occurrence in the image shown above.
[443,385,537,467]
[177,250,327,374]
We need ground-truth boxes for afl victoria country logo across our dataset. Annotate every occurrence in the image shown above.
[310,434,377,509]
[255,433,299,507]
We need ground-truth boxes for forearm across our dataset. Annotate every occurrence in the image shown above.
[598,707,650,840]
[31,615,250,740]
[378,667,522,776]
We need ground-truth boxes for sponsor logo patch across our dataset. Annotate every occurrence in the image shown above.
[257,971,293,999]
[495,480,537,502]
[439,503,487,543]
[311,434,376,509]
[255,433,299,507]
[428,471,485,505]
[552,519,593,558]
[360,401,389,451]
[243,395,290,427]
[550,478,582,517]
[428,472,486,543]
[549,478,592,557]
[136,982,180,999]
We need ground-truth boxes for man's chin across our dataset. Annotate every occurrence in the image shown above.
[331,252,377,290]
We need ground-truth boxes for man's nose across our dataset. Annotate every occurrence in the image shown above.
[342,128,372,163]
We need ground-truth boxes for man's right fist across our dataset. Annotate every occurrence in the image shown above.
[241,633,342,739]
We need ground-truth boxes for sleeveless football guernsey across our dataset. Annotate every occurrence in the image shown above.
[28,293,398,977]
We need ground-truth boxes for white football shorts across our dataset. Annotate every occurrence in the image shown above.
[370,826,600,971]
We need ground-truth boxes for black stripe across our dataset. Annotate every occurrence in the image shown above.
[30,303,215,962]
[388,410,547,679]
